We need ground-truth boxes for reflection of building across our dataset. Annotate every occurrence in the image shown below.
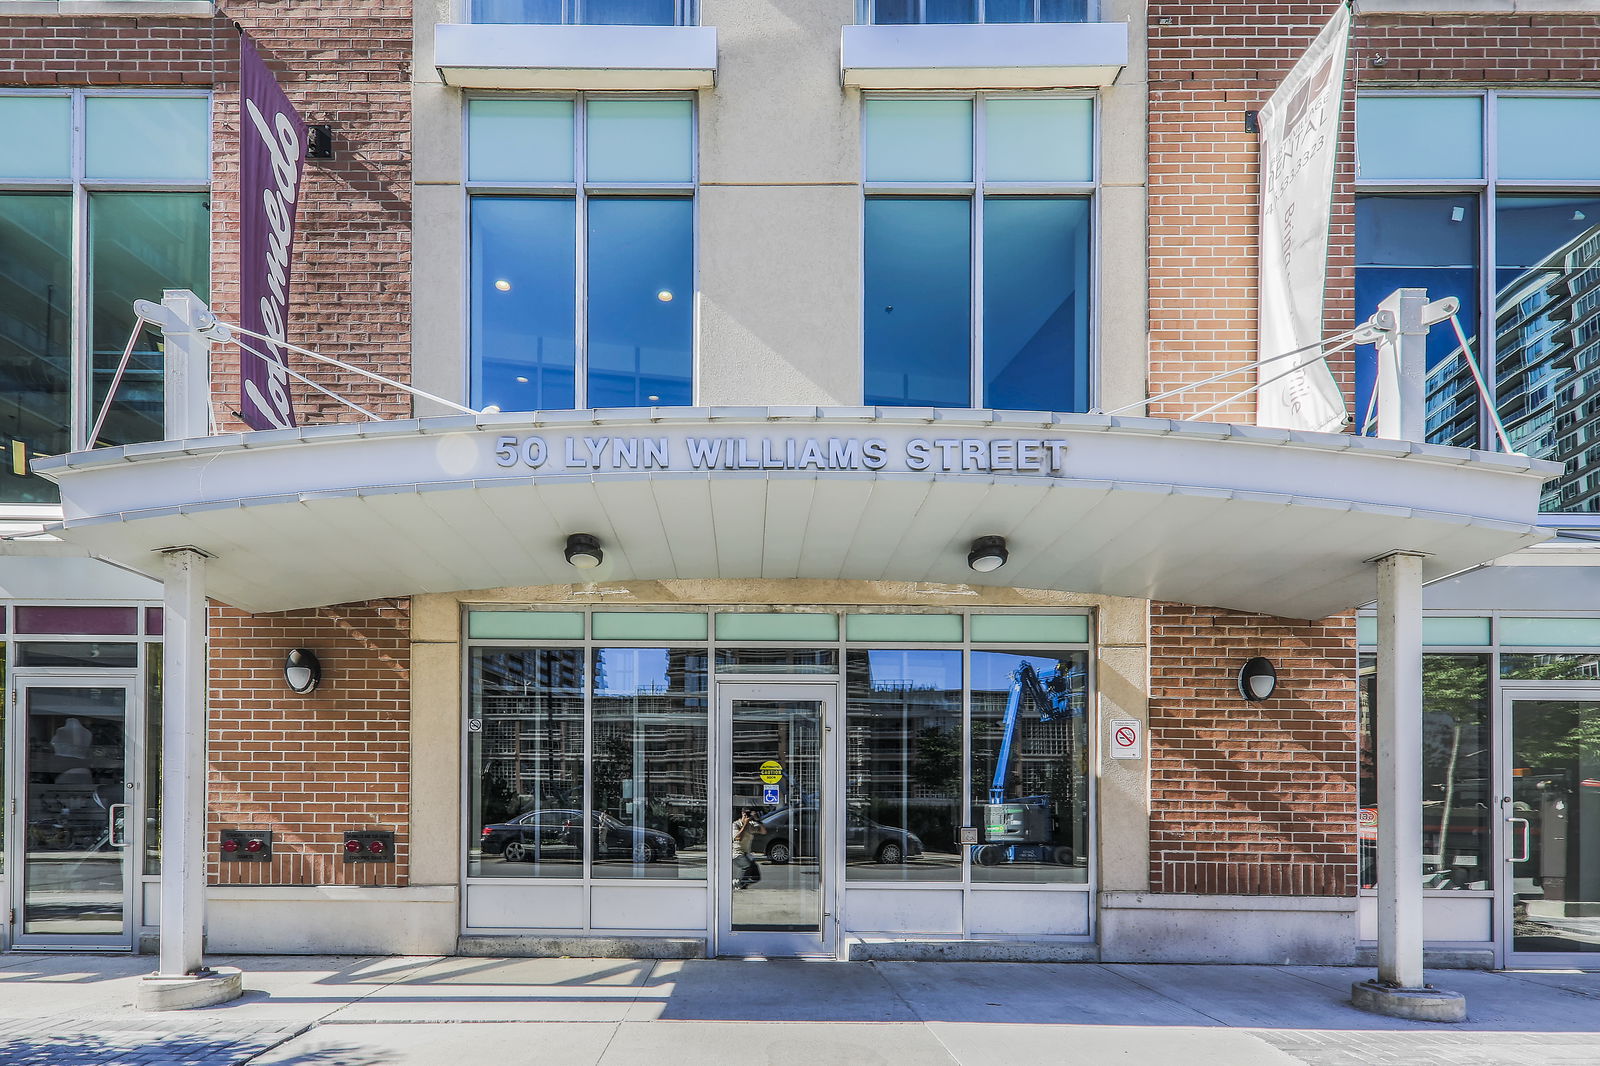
[1425,224,1600,511]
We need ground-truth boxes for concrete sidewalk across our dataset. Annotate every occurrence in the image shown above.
[0,954,1597,1066]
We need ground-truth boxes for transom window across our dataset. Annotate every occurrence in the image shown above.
[862,0,1093,23]
[467,95,695,412]
[1355,92,1600,516]
[0,91,210,505]
[862,94,1094,411]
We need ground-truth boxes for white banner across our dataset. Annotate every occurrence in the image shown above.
[1256,4,1350,433]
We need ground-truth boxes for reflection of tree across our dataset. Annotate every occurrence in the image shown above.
[479,765,518,827]
[592,730,631,814]
[911,726,959,796]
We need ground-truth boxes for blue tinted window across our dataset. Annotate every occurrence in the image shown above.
[925,0,975,22]
[1354,195,1478,442]
[583,0,677,24]
[1494,195,1600,513]
[984,197,1091,412]
[869,0,917,22]
[985,0,1032,21]
[471,198,577,412]
[587,198,694,407]
[471,0,679,22]
[1038,0,1088,19]
[864,198,972,408]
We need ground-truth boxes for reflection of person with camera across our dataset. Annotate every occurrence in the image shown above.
[732,808,766,890]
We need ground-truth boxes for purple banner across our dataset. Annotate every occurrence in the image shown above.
[238,32,306,430]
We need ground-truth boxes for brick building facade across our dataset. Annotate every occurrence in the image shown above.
[2,1,1593,969]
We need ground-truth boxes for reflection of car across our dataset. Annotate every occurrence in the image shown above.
[759,806,923,864]
[480,808,678,863]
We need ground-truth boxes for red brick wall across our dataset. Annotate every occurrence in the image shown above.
[208,602,412,886]
[0,10,416,886]
[1148,604,1358,896]
[1147,2,1356,423]
[1356,12,1600,85]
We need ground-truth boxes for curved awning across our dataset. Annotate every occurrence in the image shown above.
[29,408,1561,619]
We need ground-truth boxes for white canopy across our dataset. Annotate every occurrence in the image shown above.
[30,408,1560,619]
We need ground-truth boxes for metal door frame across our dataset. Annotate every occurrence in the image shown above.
[712,681,840,959]
[7,672,142,952]
[1497,685,1600,970]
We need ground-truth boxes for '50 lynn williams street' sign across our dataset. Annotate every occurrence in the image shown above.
[489,434,1070,475]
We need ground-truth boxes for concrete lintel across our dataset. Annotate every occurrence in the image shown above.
[136,968,243,1012]
[1351,979,1467,1022]
[843,22,1128,89]
[435,23,716,91]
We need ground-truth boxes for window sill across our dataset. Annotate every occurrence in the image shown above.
[435,23,716,90]
[841,22,1127,90]
[1356,0,1600,13]
[0,0,215,14]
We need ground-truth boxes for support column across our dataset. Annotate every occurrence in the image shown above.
[1352,550,1465,1022]
[137,549,241,1010]
[1374,288,1428,443]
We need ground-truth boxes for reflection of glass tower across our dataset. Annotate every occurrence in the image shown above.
[1423,224,1600,512]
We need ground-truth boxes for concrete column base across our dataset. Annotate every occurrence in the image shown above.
[1351,979,1466,1022]
[136,967,244,1011]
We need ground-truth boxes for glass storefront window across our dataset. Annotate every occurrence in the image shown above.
[714,648,838,674]
[0,192,72,503]
[591,647,708,878]
[1354,194,1480,441]
[844,650,962,882]
[468,648,586,877]
[1358,653,1493,891]
[969,649,1089,883]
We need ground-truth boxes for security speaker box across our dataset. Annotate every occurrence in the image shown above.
[219,829,272,862]
[343,829,395,863]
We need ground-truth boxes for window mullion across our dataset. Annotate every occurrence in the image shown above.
[70,90,89,452]
[1480,92,1499,454]
[575,95,590,410]
[971,96,986,409]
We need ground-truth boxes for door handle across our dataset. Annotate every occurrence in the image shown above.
[108,803,129,848]
[1508,816,1530,863]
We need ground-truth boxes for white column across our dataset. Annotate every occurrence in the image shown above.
[159,288,215,440]
[159,547,209,977]
[1375,549,1426,989]
[1373,288,1429,443]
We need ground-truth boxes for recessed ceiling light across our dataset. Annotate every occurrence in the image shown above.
[494,279,511,292]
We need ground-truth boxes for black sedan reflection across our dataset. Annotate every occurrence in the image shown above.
[480,809,678,864]
[759,806,923,865]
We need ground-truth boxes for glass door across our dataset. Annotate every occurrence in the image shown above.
[1501,691,1600,967]
[714,683,836,957]
[9,680,136,949]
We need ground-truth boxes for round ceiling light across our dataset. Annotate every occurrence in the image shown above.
[967,535,1009,573]
[564,532,603,569]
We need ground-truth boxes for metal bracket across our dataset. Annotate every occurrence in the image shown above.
[1351,297,1459,346]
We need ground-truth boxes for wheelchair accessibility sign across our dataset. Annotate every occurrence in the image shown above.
[762,784,780,805]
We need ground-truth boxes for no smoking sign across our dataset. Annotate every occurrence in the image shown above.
[1109,718,1142,760]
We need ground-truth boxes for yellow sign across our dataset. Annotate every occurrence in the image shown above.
[759,760,783,784]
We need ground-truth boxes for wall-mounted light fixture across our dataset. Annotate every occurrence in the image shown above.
[564,532,603,569]
[284,648,321,694]
[967,535,1009,573]
[1238,656,1277,701]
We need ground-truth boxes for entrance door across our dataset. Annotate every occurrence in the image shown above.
[714,683,836,957]
[1501,691,1600,967]
[9,681,136,950]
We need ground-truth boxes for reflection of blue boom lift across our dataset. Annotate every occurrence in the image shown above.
[974,661,1088,867]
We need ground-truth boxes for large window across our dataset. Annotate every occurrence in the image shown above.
[845,649,963,881]
[1356,93,1600,514]
[1358,653,1493,891]
[0,92,210,504]
[862,0,1093,23]
[468,96,694,413]
[863,95,1093,411]
[464,610,1094,889]
[472,0,693,24]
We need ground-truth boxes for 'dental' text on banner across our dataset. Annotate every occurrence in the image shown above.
[238,31,307,431]
[1256,3,1350,433]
